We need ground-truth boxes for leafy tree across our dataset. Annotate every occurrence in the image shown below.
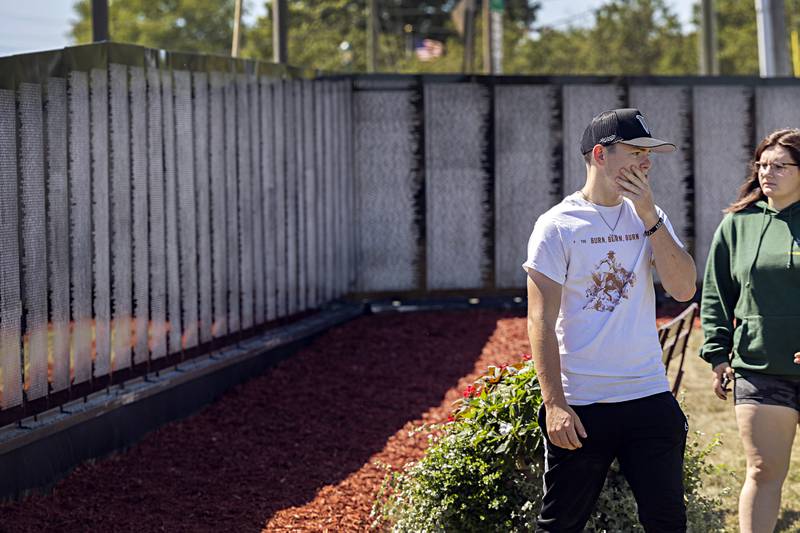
[69,0,794,78]
[70,0,241,56]
[386,7,543,75]
[694,0,800,76]
[507,26,593,75]
[244,0,368,71]
[378,0,458,42]
[243,1,541,73]
[684,0,759,76]
[510,0,696,75]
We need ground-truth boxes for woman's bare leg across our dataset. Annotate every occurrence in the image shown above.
[736,403,798,533]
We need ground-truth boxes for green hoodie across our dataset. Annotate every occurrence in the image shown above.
[700,199,800,375]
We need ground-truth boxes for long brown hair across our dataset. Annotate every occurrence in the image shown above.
[726,128,800,213]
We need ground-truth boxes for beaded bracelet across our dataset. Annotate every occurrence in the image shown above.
[643,216,664,237]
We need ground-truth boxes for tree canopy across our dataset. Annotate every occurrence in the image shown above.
[68,0,792,76]
[243,1,541,73]
[70,0,240,56]
[510,0,697,75]
[714,0,759,75]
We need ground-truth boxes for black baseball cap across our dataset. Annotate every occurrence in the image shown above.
[580,108,676,155]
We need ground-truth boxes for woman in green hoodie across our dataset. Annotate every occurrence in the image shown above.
[701,128,800,533]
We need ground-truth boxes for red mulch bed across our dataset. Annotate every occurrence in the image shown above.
[0,306,688,532]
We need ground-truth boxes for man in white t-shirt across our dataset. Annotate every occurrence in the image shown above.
[523,108,697,532]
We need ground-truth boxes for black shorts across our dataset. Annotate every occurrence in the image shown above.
[734,371,800,411]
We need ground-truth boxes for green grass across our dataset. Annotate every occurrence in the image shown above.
[675,329,800,532]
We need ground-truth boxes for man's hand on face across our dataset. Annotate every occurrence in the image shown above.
[616,165,659,228]
[545,402,587,450]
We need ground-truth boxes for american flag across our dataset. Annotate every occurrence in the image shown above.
[415,38,444,61]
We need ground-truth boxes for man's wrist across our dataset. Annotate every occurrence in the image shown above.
[543,396,568,408]
[640,211,660,228]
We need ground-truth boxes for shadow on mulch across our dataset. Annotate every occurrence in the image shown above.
[0,309,518,533]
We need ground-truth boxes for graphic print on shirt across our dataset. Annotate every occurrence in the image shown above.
[583,250,637,312]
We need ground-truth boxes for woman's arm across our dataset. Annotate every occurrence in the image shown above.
[700,221,739,399]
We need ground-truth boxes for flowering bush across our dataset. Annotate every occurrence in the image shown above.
[371,356,727,532]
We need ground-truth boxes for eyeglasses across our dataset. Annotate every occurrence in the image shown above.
[754,161,799,173]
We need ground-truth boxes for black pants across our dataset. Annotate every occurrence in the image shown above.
[536,392,688,533]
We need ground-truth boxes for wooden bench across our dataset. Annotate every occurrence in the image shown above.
[657,302,698,396]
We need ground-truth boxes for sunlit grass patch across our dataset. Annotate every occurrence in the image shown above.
[677,329,800,532]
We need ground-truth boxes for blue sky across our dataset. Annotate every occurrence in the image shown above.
[0,0,696,57]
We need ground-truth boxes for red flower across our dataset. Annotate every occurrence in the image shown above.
[447,415,455,423]
[521,353,532,361]
[463,385,476,398]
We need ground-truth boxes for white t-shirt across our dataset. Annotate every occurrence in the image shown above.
[522,191,682,405]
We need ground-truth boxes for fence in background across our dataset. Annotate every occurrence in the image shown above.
[3,43,800,425]
[0,43,355,424]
